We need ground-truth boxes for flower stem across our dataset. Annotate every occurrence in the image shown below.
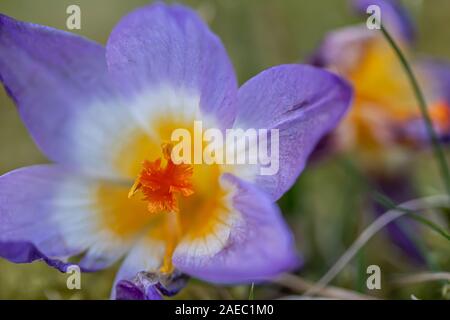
[408,213,450,241]
[248,283,255,300]
[375,192,450,242]
[380,25,450,196]
[302,195,450,297]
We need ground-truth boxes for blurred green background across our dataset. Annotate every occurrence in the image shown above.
[0,0,449,299]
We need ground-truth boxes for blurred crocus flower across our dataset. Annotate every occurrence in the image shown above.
[0,3,352,299]
[311,0,450,263]
[312,0,450,169]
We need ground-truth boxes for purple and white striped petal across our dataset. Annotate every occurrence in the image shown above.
[106,3,238,130]
[0,14,137,179]
[233,65,352,200]
[172,173,301,283]
[0,165,153,271]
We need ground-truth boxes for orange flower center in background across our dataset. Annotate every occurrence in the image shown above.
[429,100,450,134]
[128,143,195,214]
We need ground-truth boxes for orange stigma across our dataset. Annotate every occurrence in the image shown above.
[128,143,194,214]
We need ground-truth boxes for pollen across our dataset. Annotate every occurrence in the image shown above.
[128,143,194,214]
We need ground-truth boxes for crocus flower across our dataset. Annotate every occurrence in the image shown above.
[312,0,450,169]
[0,3,352,299]
[311,0,450,263]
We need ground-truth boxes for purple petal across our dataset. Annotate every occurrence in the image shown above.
[352,0,415,42]
[172,173,301,283]
[372,175,425,264]
[0,165,144,271]
[110,234,166,299]
[400,59,450,144]
[106,3,238,129]
[234,64,352,200]
[0,165,83,260]
[0,241,73,272]
[113,269,188,300]
[115,280,149,300]
[418,59,450,106]
[110,223,190,300]
[155,271,190,297]
[115,275,163,300]
[0,14,131,178]
[309,25,373,70]
[312,0,415,69]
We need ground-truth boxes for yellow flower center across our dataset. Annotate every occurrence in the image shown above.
[98,118,234,275]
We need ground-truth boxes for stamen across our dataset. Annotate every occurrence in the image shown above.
[127,179,141,199]
[161,142,173,160]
